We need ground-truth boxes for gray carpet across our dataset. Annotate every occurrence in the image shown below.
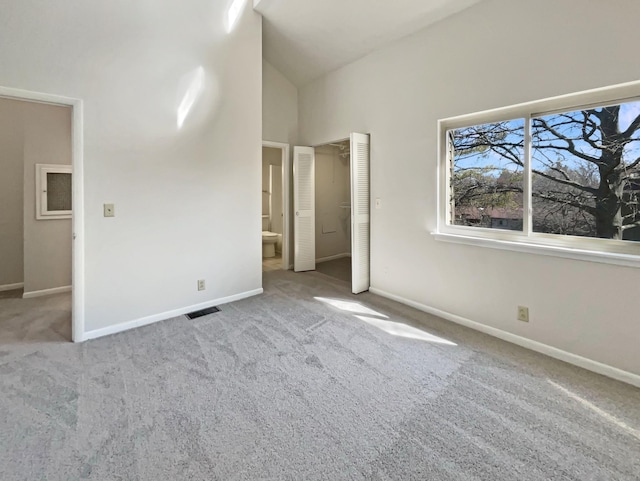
[1,270,639,480]
[315,256,352,283]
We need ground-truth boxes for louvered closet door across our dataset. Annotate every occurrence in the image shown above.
[350,133,370,294]
[293,146,316,272]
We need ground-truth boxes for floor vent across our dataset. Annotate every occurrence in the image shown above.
[185,306,220,320]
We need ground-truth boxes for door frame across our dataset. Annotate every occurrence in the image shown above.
[262,140,290,270]
[0,85,84,342]
[309,134,371,293]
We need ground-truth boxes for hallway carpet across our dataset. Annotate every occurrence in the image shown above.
[0,270,639,480]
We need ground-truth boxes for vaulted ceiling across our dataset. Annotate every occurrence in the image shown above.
[254,0,482,87]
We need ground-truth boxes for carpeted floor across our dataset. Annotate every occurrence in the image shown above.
[1,270,639,480]
[315,256,352,283]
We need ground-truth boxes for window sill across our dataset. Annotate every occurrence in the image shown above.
[432,232,640,269]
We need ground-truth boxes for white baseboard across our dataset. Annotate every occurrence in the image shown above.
[23,285,71,299]
[316,253,351,263]
[0,282,23,292]
[369,287,640,389]
[82,288,264,341]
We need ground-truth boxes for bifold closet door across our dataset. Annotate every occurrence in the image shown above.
[350,133,370,294]
[293,146,316,272]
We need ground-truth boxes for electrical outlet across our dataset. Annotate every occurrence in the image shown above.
[103,204,115,217]
[517,305,529,322]
[197,279,206,291]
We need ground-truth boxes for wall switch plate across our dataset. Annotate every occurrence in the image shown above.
[197,279,206,291]
[517,306,529,322]
[375,198,382,209]
[103,204,115,217]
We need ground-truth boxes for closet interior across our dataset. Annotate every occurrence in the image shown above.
[314,140,352,283]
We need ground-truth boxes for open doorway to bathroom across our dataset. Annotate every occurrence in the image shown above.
[261,141,290,272]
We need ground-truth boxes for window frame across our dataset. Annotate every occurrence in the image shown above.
[435,80,640,265]
[36,163,72,220]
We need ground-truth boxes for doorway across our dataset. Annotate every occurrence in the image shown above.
[261,141,290,272]
[293,133,370,294]
[313,140,352,283]
[0,86,83,342]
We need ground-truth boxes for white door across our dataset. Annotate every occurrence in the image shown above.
[350,133,370,294]
[293,146,316,272]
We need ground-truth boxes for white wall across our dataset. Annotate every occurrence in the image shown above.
[315,145,350,260]
[0,99,24,287]
[298,0,640,375]
[0,1,262,333]
[263,60,298,145]
[22,102,72,294]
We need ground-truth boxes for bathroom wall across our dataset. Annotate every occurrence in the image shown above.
[315,145,350,261]
[0,98,25,288]
[262,146,282,221]
[270,165,283,242]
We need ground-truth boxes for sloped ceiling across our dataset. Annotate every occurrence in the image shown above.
[255,0,483,86]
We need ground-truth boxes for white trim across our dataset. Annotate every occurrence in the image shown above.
[0,86,84,343]
[23,285,72,299]
[316,252,351,263]
[35,163,73,220]
[523,116,532,236]
[369,287,640,388]
[0,283,24,292]
[440,80,640,130]
[432,232,640,268]
[262,140,291,271]
[81,288,263,341]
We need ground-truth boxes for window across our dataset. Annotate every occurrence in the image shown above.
[531,105,640,240]
[438,82,640,261]
[36,164,72,220]
[449,119,525,232]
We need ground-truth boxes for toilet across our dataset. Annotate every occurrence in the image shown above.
[261,216,278,258]
[262,231,278,258]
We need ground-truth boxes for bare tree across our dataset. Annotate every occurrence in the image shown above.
[451,104,640,240]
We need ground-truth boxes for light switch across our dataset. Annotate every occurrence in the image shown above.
[375,198,382,209]
[104,204,115,217]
